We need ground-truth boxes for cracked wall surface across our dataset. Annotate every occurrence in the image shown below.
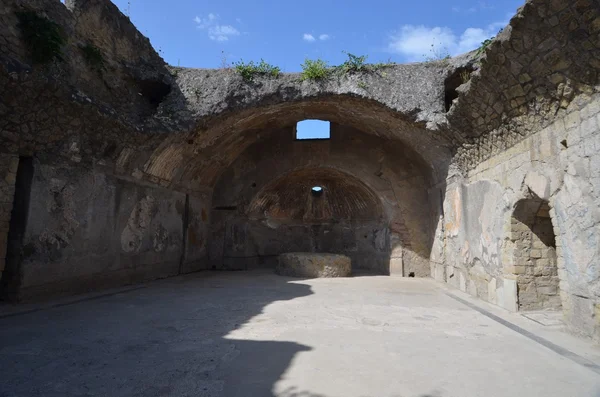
[1,0,600,340]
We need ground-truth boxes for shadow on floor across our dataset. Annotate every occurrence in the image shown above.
[0,270,449,397]
[0,271,313,396]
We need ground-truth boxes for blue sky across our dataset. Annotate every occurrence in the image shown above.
[102,0,523,71]
[297,120,331,139]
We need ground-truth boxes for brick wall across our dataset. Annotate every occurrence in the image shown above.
[510,201,561,310]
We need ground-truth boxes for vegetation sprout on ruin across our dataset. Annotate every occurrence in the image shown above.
[16,10,65,64]
[300,58,331,81]
[299,52,395,82]
[475,38,494,58]
[233,59,281,81]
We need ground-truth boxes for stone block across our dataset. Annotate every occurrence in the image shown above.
[506,264,528,275]
[4,173,16,185]
[581,116,598,139]
[501,278,518,312]
[565,295,595,338]
[530,249,543,259]
[276,253,351,278]
[538,285,558,296]
[8,157,18,173]
[433,263,446,282]
[539,139,553,159]
[564,110,581,131]
[519,291,538,305]
[532,241,547,249]
[447,268,459,288]
[389,257,404,277]
[525,171,551,200]
[488,278,497,305]
[468,280,478,297]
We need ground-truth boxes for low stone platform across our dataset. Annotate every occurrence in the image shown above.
[276,253,351,278]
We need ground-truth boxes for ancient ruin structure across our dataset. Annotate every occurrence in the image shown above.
[1,0,600,342]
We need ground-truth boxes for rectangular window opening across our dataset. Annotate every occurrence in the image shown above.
[295,119,331,141]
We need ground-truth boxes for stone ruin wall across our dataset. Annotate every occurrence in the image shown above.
[1,0,600,341]
[435,93,600,340]
[0,0,209,300]
[0,0,443,299]
[433,0,600,340]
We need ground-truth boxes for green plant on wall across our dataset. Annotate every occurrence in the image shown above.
[334,52,393,77]
[233,59,281,81]
[475,38,494,58]
[80,44,104,70]
[300,58,330,81]
[335,51,368,74]
[16,10,65,64]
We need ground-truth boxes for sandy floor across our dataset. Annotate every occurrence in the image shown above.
[1,270,599,397]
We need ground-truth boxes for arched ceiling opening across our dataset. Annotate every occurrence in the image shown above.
[247,168,384,224]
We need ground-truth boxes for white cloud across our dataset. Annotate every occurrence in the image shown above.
[194,13,217,29]
[319,34,330,41]
[303,33,316,42]
[209,25,240,41]
[387,21,506,62]
[194,13,240,41]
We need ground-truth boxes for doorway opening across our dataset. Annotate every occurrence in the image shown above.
[510,198,561,311]
[1,157,34,301]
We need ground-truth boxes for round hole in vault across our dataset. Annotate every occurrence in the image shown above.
[311,186,323,197]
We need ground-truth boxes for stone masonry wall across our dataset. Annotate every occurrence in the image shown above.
[0,0,206,299]
[3,158,210,301]
[511,200,561,311]
[435,92,600,340]
[450,0,600,153]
